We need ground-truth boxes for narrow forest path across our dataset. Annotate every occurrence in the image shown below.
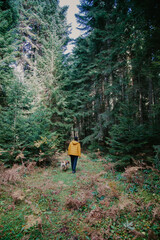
[0,153,160,240]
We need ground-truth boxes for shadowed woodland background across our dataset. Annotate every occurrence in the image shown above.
[0,0,160,168]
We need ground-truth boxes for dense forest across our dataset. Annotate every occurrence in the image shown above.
[0,0,71,166]
[0,1,160,239]
[0,0,160,169]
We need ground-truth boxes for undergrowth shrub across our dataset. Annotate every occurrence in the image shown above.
[105,205,120,221]
[118,195,136,216]
[123,166,144,186]
[151,207,160,226]
[97,184,109,198]
[103,162,115,175]
[123,166,160,194]
[107,105,160,170]
[108,181,120,199]
[85,207,105,224]
[11,190,25,204]
[88,231,104,240]
[0,162,36,184]
[88,152,97,160]
[65,196,87,210]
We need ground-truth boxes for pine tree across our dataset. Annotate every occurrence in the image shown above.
[0,0,18,107]
[0,0,71,165]
[66,0,160,167]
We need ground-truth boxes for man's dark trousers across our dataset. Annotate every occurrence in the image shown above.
[70,155,78,173]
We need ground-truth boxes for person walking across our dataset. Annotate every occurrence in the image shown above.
[68,136,81,173]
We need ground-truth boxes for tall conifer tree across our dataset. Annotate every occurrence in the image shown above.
[66,0,160,167]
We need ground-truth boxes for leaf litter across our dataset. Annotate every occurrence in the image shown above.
[0,152,160,239]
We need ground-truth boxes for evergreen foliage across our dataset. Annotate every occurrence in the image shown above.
[66,0,160,168]
[0,0,17,107]
[1,0,160,169]
[0,0,71,166]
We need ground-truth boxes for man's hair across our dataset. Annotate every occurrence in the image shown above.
[74,136,78,141]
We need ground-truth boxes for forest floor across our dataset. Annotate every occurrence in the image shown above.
[0,153,160,240]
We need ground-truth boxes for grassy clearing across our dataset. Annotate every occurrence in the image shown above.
[0,153,160,240]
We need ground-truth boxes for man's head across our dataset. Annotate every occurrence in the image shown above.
[74,136,78,141]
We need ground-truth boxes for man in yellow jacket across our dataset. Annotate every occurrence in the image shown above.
[68,136,81,173]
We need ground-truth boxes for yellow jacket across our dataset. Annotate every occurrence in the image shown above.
[68,140,81,157]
